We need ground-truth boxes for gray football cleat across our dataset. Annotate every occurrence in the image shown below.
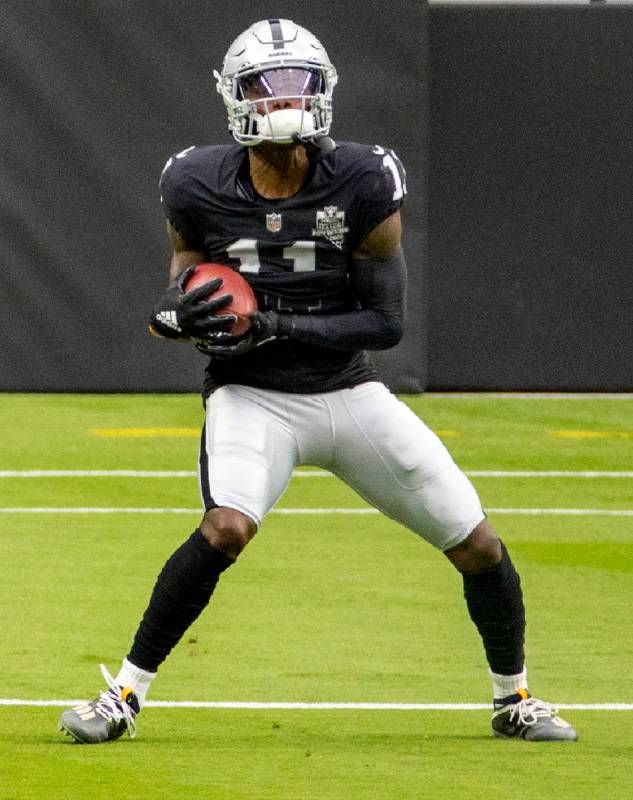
[59,664,139,744]
[492,689,578,741]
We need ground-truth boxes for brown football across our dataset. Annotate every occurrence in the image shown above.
[184,263,257,336]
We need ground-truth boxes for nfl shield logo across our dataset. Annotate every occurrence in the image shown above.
[266,212,282,233]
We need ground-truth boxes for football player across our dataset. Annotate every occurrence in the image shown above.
[60,18,577,744]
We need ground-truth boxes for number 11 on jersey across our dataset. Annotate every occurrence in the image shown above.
[227,239,317,273]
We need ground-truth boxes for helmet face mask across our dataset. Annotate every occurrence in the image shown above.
[215,19,337,146]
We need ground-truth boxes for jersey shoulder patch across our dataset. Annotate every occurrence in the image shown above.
[333,141,407,204]
[332,142,406,248]
[159,144,236,193]
[367,144,407,203]
[159,144,241,247]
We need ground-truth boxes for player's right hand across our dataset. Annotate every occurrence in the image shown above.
[191,310,291,358]
[149,266,237,339]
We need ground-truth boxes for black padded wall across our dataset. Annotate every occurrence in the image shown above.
[429,4,633,390]
[1,1,428,392]
[7,3,629,393]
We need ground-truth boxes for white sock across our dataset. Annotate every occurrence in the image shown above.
[115,658,157,707]
[490,667,528,700]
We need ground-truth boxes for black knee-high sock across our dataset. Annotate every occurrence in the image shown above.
[128,529,234,672]
[462,540,525,676]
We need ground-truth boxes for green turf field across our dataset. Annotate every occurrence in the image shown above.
[1,392,632,799]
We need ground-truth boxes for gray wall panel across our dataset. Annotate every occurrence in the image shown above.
[429,5,633,390]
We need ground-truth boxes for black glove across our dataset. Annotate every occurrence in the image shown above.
[149,266,236,339]
[193,310,292,358]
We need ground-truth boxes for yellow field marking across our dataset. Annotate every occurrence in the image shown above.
[552,430,633,439]
[89,427,460,439]
[89,428,199,438]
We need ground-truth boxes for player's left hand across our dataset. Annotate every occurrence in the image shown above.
[149,267,236,339]
[193,310,290,357]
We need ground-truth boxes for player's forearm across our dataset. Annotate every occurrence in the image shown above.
[283,249,407,351]
[191,250,407,357]
[283,308,403,351]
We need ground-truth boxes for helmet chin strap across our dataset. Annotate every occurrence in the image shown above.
[292,132,336,163]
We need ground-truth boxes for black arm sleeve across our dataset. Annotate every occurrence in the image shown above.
[283,248,407,351]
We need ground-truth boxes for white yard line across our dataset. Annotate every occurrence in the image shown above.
[467,471,633,478]
[1,470,633,478]
[486,508,633,517]
[1,507,633,516]
[0,470,200,477]
[1,698,631,710]
[420,393,633,400]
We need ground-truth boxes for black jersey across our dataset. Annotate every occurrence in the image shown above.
[159,141,406,394]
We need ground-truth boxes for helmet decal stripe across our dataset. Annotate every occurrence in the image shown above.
[268,19,285,49]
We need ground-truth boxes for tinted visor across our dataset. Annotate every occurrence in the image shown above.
[240,68,322,101]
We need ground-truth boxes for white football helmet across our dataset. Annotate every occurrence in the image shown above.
[215,19,338,146]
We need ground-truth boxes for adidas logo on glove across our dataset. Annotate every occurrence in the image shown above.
[155,311,181,332]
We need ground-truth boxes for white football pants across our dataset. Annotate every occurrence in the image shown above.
[199,381,485,551]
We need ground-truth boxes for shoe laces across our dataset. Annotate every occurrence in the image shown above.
[95,664,137,738]
[508,696,557,727]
